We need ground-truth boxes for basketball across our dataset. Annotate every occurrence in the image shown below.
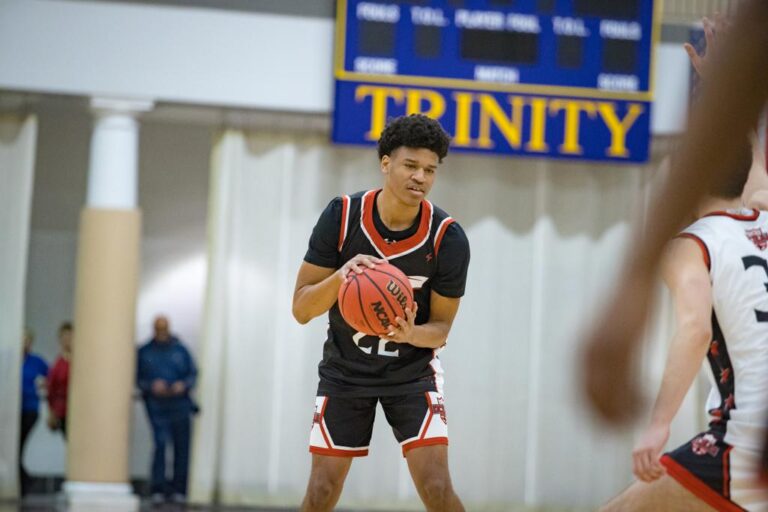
[338,262,414,337]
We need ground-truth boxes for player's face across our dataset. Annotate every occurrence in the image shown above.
[380,147,438,207]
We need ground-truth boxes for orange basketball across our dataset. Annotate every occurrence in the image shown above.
[338,262,414,337]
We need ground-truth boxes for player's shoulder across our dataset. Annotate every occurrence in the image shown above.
[324,190,368,207]
[324,190,371,219]
[684,209,764,238]
[430,202,452,221]
[429,205,469,258]
[681,213,725,238]
[326,190,371,216]
[347,190,370,201]
[319,193,364,222]
[696,209,761,225]
[430,203,466,234]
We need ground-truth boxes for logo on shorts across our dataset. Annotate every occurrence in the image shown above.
[691,434,720,457]
[746,228,768,250]
[312,403,322,430]
[432,396,447,425]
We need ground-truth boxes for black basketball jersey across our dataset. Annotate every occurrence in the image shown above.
[304,189,470,397]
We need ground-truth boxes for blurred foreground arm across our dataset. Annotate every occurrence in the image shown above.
[582,1,768,424]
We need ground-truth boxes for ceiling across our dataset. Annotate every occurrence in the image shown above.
[69,0,742,23]
[58,0,335,18]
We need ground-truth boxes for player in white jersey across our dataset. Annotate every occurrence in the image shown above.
[601,139,768,511]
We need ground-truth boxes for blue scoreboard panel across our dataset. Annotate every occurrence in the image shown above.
[332,0,660,163]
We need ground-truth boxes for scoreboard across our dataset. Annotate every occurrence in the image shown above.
[332,0,660,163]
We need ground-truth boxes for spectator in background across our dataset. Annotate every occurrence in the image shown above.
[19,327,48,496]
[137,315,197,506]
[47,322,72,437]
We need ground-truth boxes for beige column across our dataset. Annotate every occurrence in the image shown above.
[64,98,152,512]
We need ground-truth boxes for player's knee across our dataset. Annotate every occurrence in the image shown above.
[305,475,341,508]
[420,476,452,506]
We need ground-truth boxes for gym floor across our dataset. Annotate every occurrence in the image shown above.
[0,495,406,512]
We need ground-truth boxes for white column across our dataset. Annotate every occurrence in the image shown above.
[86,98,152,209]
[0,114,37,499]
[63,97,151,512]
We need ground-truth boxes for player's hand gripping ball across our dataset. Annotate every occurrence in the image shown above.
[338,262,414,337]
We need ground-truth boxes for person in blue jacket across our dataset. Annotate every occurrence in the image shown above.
[136,315,197,506]
[19,327,48,496]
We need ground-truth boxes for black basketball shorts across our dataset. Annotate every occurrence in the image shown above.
[308,391,448,457]
[661,427,767,511]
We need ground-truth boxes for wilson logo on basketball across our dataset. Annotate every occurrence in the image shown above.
[338,262,414,337]
[386,280,409,311]
[370,301,391,330]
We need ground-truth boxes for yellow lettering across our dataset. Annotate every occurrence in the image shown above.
[405,89,446,120]
[597,103,644,158]
[477,94,525,149]
[452,92,474,147]
[525,97,549,153]
[355,86,405,140]
[549,100,597,155]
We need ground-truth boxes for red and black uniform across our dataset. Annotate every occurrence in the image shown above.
[304,189,469,456]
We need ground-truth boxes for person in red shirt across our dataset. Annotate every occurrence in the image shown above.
[47,322,72,437]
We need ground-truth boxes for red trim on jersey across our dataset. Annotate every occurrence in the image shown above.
[317,398,333,449]
[723,445,733,497]
[660,455,747,512]
[319,423,333,450]
[361,189,433,258]
[434,218,455,257]
[402,437,449,456]
[430,349,439,393]
[703,209,760,221]
[338,195,350,252]
[420,392,434,440]
[677,233,711,271]
[310,446,369,458]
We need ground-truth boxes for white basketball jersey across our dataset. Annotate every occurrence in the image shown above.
[682,209,768,450]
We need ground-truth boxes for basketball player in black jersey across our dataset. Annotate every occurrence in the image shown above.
[292,114,470,512]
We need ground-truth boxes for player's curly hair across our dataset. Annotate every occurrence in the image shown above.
[377,114,451,163]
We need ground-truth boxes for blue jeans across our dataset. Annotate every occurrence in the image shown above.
[147,407,191,496]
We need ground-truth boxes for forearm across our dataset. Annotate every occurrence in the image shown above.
[405,321,452,349]
[650,328,710,426]
[293,271,343,324]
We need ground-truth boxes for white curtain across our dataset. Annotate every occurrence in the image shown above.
[191,130,702,510]
[0,114,37,499]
